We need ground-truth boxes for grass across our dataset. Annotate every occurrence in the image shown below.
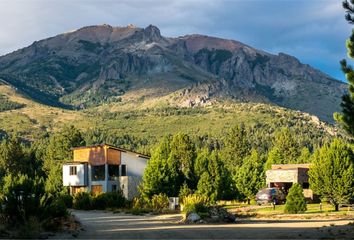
[227,203,354,218]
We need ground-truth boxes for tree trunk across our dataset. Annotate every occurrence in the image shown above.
[334,203,339,211]
[247,198,250,205]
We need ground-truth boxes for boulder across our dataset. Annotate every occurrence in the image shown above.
[185,212,201,223]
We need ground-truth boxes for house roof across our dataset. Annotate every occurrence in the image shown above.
[271,164,311,170]
[71,144,150,159]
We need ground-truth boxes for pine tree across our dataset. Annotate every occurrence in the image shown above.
[235,149,264,204]
[141,137,177,197]
[168,133,197,189]
[43,125,85,193]
[309,139,354,211]
[265,128,301,169]
[284,183,307,214]
[196,151,223,202]
[297,147,311,164]
[221,125,250,168]
[334,0,354,137]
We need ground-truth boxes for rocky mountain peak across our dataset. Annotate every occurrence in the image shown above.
[0,24,347,122]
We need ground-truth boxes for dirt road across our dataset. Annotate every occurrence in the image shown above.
[67,210,353,239]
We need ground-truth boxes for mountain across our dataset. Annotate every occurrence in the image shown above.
[0,24,347,122]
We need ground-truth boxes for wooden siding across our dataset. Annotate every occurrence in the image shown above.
[107,148,121,165]
[73,145,121,165]
[91,185,103,195]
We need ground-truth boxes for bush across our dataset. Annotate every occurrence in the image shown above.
[59,194,73,208]
[73,192,92,210]
[46,198,68,218]
[179,183,193,204]
[284,183,307,214]
[132,196,151,210]
[91,191,126,210]
[151,193,169,212]
[182,194,209,215]
[0,174,45,224]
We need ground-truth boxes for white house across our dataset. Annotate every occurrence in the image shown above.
[62,144,149,199]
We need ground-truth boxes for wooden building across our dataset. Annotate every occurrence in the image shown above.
[63,144,149,199]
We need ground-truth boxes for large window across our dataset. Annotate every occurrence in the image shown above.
[91,165,105,181]
[70,166,77,175]
[108,165,119,180]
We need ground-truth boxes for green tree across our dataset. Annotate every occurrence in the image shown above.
[43,125,84,194]
[196,151,232,202]
[168,133,197,189]
[0,136,41,181]
[221,125,251,168]
[309,139,354,211]
[334,0,354,137]
[284,183,307,214]
[140,137,175,197]
[194,148,209,178]
[235,149,264,204]
[297,147,311,164]
[265,128,301,169]
[0,173,45,224]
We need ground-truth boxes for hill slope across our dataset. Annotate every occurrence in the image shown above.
[0,24,347,122]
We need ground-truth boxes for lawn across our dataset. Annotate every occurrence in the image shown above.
[225,203,354,219]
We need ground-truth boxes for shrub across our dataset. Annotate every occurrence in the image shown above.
[105,191,126,208]
[132,196,151,210]
[46,198,68,218]
[73,192,92,210]
[284,183,307,214]
[179,183,193,204]
[0,174,45,224]
[91,191,126,210]
[182,194,209,215]
[151,193,169,212]
[59,194,73,208]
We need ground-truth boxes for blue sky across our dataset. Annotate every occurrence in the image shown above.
[0,0,350,81]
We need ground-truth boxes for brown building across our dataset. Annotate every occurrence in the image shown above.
[266,164,314,199]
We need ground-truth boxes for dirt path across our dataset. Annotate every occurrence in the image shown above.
[65,210,354,239]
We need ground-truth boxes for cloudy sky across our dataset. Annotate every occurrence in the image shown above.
[0,0,351,81]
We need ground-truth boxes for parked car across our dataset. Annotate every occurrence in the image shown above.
[256,188,285,205]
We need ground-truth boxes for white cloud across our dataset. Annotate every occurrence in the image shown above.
[0,0,350,80]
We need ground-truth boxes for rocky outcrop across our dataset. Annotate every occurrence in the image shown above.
[0,24,347,121]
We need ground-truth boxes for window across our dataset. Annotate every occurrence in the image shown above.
[91,165,105,181]
[108,165,119,180]
[70,166,77,175]
[121,165,127,176]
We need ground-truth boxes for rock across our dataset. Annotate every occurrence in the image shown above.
[185,212,201,223]
[208,206,237,223]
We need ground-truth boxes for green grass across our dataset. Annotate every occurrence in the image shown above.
[242,203,352,215]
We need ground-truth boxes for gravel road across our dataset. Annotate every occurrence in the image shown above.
[64,210,354,239]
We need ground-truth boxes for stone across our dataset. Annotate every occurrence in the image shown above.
[186,212,201,223]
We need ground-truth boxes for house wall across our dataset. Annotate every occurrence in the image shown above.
[63,164,87,186]
[266,169,298,185]
[121,152,147,178]
[119,152,148,199]
[107,148,121,165]
[73,146,105,165]
[297,168,309,184]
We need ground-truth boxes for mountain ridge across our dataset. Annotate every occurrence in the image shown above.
[0,24,347,122]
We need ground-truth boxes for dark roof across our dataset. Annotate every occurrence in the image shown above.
[71,144,150,159]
